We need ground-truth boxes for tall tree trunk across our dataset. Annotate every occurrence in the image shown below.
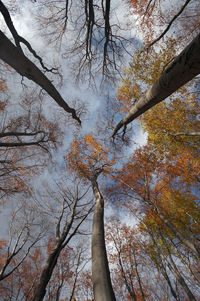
[92,180,116,301]
[149,231,180,301]
[154,206,200,257]
[118,254,137,301]
[32,196,91,301]
[132,249,146,301]
[32,244,62,301]
[159,231,197,301]
[0,31,80,124]
[113,33,200,137]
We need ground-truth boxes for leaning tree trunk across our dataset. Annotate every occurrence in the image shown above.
[159,231,197,301]
[32,245,61,301]
[92,180,116,301]
[113,32,200,137]
[154,205,200,257]
[149,231,180,301]
[0,31,80,124]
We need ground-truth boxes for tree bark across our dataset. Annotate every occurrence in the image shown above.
[159,231,197,301]
[32,244,62,301]
[149,231,179,301]
[132,249,146,301]
[154,206,200,257]
[92,180,116,301]
[0,31,81,124]
[117,253,137,301]
[112,33,200,137]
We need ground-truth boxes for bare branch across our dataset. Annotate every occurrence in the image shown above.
[147,0,193,49]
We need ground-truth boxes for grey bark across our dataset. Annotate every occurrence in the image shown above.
[159,231,197,301]
[32,196,92,301]
[154,205,200,257]
[112,33,200,137]
[118,256,137,301]
[32,243,62,301]
[0,31,81,124]
[92,180,116,301]
[149,231,180,301]
[132,249,146,301]
[167,131,200,137]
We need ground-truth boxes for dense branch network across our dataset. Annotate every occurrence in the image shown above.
[147,0,193,49]
[37,0,134,83]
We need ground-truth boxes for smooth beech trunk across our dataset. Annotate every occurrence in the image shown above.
[92,181,116,301]
[149,231,179,301]
[155,206,200,257]
[159,232,197,301]
[32,244,61,301]
[0,31,80,124]
[113,33,200,136]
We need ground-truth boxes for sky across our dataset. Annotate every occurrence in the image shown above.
[0,0,149,279]
[0,0,149,240]
[1,1,200,300]
[10,1,148,150]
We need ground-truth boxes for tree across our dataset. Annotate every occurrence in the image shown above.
[0,1,80,123]
[127,0,200,47]
[109,145,200,256]
[0,200,47,300]
[106,144,200,299]
[1,0,200,299]
[31,177,93,301]
[0,175,93,301]
[0,90,62,199]
[106,219,147,301]
[112,32,200,137]
[66,134,116,301]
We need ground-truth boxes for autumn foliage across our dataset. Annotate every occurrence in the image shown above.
[0,0,200,300]
[65,134,115,181]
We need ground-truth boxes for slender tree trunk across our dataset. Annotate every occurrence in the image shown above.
[31,195,91,301]
[32,244,62,301]
[149,232,179,301]
[132,249,146,301]
[159,261,179,301]
[113,33,200,136]
[0,31,80,124]
[118,254,137,301]
[155,206,200,257]
[159,230,197,301]
[92,180,116,301]
[69,251,82,301]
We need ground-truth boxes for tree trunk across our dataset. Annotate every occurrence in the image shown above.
[92,180,116,301]
[155,206,200,257]
[159,232,197,301]
[118,254,137,301]
[0,30,80,124]
[32,244,62,301]
[149,231,179,301]
[132,249,146,301]
[113,33,200,136]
